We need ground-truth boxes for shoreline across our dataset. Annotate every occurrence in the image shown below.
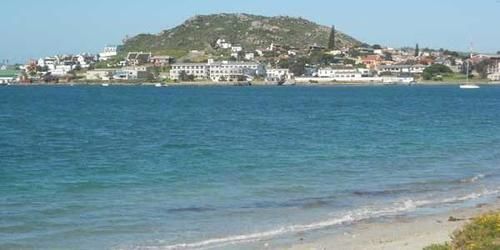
[277,200,500,250]
[6,81,500,87]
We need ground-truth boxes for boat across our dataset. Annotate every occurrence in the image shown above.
[101,83,109,87]
[460,84,479,89]
[233,81,252,86]
[0,82,10,86]
[277,78,296,86]
[460,47,479,89]
[155,83,168,87]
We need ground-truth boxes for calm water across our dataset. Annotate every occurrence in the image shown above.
[1,85,499,249]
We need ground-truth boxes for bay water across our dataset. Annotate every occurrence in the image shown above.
[1,85,499,249]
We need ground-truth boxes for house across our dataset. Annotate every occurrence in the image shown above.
[266,68,291,81]
[113,66,152,80]
[51,65,74,76]
[215,38,232,49]
[327,50,343,56]
[126,52,152,66]
[362,55,384,69]
[308,43,326,52]
[244,52,255,61]
[150,56,174,67]
[99,45,119,61]
[231,46,243,53]
[37,57,59,71]
[76,54,95,68]
[85,69,115,81]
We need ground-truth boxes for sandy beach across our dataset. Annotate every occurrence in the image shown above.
[281,200,500,250]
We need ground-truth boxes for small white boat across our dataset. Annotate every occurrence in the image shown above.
[101,83,109,87]
[460,84,480,89]
[460,47,479,89]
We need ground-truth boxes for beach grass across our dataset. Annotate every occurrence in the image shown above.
[424,211,500,250]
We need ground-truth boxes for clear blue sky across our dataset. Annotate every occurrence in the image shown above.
[2,0,499,63]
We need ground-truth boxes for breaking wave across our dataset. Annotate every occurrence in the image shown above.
[136,188,499,250]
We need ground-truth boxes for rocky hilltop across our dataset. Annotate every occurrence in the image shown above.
[122,13,362,54]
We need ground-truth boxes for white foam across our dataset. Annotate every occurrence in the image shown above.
[137,188,499,250]
[460,173,486,183]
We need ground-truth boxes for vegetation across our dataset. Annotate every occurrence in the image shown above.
[422,64,453,80]
[475,59,494,79]
[415,43,420,57]
[328,25,336,50]
[424,212,500,250]
[122,13,361,54]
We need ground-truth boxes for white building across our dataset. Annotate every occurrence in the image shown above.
[169,61,260,81]
[231,46,243,53]
[169,63,208,80]
[216,38,232,49]
[244,52,255,61]
[266,68,291,81]
[488,73,500,81]
[85,69,114,81]
[51,65,73,76]
[99,45,118,61]
[76,55,93,68]
[318,68,362,79]
[377,64,426,75]
[37,57,58,71]
[113,66,152,80]
[208,61,259,81]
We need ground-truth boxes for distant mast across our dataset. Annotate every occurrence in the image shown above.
[328,25,336,50]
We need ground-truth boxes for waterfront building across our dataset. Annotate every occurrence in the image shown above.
[113,66,152,80]
[377,64,426,75]
[266,68,291,81]
[169,61,260,81]
[208,61,259,81]
[169,63,209,80]
[318,68,362,79]
[85,69,115,81]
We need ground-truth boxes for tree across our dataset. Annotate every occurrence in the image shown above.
[178,70,188,81]
[497,51,500,55]
[415,43,420,57]
[372,44,382,50]
[383,52,393,61]
[475,59,493,79]
[422,64,452,80]
[289,57,308,77]
[328,25,336,50]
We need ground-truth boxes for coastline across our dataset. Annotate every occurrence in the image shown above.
[7,80,500,87]
[6,81,500,87]
[278,200,500,250]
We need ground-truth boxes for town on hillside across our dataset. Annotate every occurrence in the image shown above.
[2,26,500,85]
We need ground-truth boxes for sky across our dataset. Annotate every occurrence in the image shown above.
[1,0,500,63]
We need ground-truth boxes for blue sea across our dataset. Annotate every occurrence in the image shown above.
[1,85,499,250]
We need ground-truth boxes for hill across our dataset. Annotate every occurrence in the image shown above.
[121,13,363,56]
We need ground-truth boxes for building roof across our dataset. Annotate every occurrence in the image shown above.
[0,70,19,77]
